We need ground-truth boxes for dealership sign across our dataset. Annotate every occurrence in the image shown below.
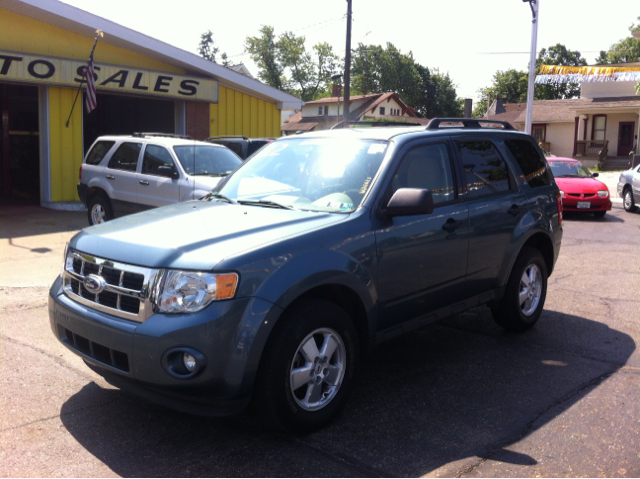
[0,50,218,102]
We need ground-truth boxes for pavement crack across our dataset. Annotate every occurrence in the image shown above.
[455,368,617,478]
[0,334,103,384]
[0,394,122,433]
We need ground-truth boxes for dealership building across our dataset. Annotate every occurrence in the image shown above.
[0,0,302,208]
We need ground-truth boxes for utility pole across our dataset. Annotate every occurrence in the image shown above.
[524,0,539,135]
[343,0,352,128]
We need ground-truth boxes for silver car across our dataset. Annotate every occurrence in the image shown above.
[78,133,242,225]
[617,162,640,213]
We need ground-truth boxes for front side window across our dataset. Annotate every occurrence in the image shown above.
[86,141,115,166]
[142,145,175,176]
[173,145,242,176]
[390,143,456,205]
[107,142,142,172]
[212,138,389,213]
[457,140,510,199]
[504,139,552,188]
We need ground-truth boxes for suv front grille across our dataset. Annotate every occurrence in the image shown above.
[63,249,162,322]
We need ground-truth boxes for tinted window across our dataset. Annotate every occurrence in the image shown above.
[85,141,115,166]
[108,143,142,172]
[173,145,242,176]
[391,143,456,205]
[142,145,175,176]
[456,140,510,199]
[504,139,551,188]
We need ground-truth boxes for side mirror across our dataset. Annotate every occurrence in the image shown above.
[157,166,179,179]
[592,172,599,178]
[383,188,435,217]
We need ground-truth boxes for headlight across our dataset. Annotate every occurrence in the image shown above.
[597,190,608,198]
[559,190,565,198]
[156,270,238,313]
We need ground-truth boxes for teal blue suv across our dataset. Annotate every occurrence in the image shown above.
[50,119,563,433]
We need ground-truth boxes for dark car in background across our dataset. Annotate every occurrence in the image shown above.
[206,135,275,160]
[50,119,562,433]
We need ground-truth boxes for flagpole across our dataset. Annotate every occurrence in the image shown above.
[65,30,103,128]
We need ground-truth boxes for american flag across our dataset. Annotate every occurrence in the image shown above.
[84,50,97,114]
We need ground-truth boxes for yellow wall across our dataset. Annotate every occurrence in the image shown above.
[49,87,83,202]
[210,85,281,138]
[0,8,186,74]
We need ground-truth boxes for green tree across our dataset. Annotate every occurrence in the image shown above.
[535,43,587,99]
[245,26,341,101]
[198,30,227,64]
[598,17,640,64]
[472,69,528,118]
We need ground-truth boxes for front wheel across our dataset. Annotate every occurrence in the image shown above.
[623,188,638,213]
[88,196,113,226]
[491,247,548,332]
[253,299,359,433]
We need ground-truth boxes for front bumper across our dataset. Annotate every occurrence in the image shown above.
[561,195,611,212]
[48,276,280,416]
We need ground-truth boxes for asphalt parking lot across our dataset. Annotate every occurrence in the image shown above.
[1,203,639,477]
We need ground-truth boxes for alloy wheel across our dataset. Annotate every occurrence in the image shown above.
[289,328,346,411]
[91,204,106,224]
[519,263,542,316]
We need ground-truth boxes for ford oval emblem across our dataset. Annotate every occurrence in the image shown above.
[83,274,106,294]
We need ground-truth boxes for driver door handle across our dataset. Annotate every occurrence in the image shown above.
[139,180,149,186]
[106,175,115,180]
[508,204,525,216]
[442,218,462,233]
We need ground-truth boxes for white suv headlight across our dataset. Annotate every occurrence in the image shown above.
[156,270,238,313]
[597,190,608,198]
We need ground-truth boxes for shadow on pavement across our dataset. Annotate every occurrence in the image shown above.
[60,308,634,477]
[562,211,625,223]
[0,205,86,240]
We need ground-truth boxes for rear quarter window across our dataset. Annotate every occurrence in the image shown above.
[85,141,115,166]
[503,139,552,188]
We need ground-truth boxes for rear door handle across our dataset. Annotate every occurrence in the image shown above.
[139,180,149,186]
[442,218,462,233]
[106,175,115,180]
[508,204,525,216]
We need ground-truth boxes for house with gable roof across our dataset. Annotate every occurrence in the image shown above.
[282,92,429,134]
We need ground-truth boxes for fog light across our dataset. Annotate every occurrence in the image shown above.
[183,352,197,372]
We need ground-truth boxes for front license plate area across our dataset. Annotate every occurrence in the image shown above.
[577,201,591,209]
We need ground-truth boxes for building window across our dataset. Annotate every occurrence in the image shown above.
[592,115,606,142]
[379,107,385,115]
[390,108,400,116]
[324,105,329,116]
[532,124,546,142]
[318,106,323,116]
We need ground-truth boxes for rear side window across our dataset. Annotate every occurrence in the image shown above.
[456,140,510,199]
[108,142,142,172]
[504,139,552,188]
[85,141,115,165]
[142,145,175,176]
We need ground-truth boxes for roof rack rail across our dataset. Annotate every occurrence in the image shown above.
[425,118,516,130]
[206,135,250,141]
[131,132,192,139]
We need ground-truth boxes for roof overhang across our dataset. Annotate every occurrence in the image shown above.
[0,0,303,109]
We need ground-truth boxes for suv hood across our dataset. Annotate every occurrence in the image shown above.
[71,201,347,270]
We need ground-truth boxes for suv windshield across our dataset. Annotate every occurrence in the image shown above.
[549,161,592,178]
[211,138,389,213]
[173,145,242,177]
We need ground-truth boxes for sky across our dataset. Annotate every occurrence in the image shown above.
[60,0,639,103]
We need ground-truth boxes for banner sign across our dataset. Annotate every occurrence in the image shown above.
[0,49,218,102]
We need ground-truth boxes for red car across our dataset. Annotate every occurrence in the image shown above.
[548,158,611,217]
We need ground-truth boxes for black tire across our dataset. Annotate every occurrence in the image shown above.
[87,195,113,226]
[623,188,638,213]
[253,299,359,434]
[593,211,606,218]
[491,247,548,332]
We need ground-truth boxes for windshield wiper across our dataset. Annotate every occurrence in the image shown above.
[237,200,295,210]
[204,193,239,205]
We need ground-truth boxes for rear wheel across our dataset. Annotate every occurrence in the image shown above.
[491,247,548,332]
[253,299,359,433]
[88,196,113,226]
[623,188,638,213]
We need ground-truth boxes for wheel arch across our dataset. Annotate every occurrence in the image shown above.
[520,232,555,277]
[86,186,111,206]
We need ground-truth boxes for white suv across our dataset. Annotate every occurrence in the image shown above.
[78,133,242,225]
